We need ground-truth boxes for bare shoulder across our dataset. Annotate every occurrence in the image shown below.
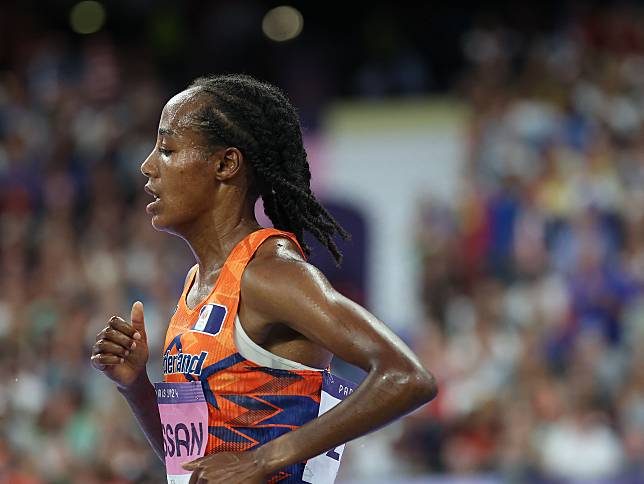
[241,236,332,299]
[254,235,305,263]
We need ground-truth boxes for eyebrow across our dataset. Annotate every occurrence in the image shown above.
[158,127,176,136]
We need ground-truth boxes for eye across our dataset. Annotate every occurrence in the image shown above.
[158,147,172,156]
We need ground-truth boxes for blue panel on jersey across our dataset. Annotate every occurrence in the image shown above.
[233,427,307,483]
[221,394,277,412]
[192,303,227,335]
[208,425,254,444]
[255,367,304,380]
[232,424,292,444]
[199,353,246,379]
[269,463,307,483]
[201,380,219,410]
[257,395,319,426]
[199,353,248,411]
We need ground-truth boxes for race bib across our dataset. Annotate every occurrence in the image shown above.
[302,372,357,483]
[155,381,208,484]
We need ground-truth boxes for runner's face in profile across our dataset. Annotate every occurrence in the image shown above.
[140,89,217,233]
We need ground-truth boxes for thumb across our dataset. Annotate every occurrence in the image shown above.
[130,301,146,336]
[181,458,200,471]
[182,454,209,470]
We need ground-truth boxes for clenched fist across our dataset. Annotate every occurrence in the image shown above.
[91,301,149,389]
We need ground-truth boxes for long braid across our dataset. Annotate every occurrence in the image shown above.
[187,74,349,264]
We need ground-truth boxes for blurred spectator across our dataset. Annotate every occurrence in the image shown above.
[397,4,644,482]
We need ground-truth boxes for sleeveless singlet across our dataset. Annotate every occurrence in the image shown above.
[160,228,354,483]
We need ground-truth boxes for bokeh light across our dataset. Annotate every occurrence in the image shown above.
[262,6,303,42]
[69,1,106,35]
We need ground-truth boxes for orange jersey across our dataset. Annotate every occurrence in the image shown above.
[162,228,331,482]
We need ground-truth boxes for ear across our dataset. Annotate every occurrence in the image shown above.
[213,147,243,181]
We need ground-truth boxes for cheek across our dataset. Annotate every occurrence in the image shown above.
[174,188,210,214]
[163,166,213,212]
[153,186,210,230]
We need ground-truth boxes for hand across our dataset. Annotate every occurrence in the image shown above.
[90,301,149,389]
[183,451,266,484]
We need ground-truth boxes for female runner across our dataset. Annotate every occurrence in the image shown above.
[91,74,437,484]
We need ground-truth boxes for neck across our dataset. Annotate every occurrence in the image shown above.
[178,198,262,288]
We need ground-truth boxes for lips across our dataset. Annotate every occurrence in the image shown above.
[144,184,160,199]
[144,184,161,214]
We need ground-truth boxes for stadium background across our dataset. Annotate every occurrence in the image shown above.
[2,1,644,482]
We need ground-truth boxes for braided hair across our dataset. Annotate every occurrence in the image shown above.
[186,74,349,265]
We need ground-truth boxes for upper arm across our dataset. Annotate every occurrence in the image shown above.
[240,255,429,376]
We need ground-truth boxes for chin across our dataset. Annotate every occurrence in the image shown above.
[151,216,183,237]
[151,215,169,231]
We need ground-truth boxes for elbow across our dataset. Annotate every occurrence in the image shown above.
[413,368,438,405]
[424,370,438,402]
[379,364,438,405]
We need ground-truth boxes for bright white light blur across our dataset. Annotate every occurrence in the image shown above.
[70,1,106,35]
[262,6,303,42]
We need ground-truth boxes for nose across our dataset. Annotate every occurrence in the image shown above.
[141,150,156,178]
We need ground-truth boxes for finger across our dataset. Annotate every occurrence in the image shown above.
[181,455,210,471]
[94,340,130,358]
[103,324,137,350]
[108,316,138,339]
[91,353,124,366]
[91,340,103,357]
[95,326,109,342]
[90,357,106,371]
[130,301,146,340]
[182,458,202,471]
[188,469,201,484]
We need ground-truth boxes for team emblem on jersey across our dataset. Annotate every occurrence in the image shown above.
[191,303,227,336]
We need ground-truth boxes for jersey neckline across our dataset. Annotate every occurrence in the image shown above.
[179,227,270,315]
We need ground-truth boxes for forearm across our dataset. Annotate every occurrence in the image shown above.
[117,372,165,463]
[256,364,436,472]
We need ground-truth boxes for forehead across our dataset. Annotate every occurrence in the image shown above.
[158,87,203,133]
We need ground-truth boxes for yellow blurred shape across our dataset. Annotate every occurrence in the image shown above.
[70,1,106,35]
[262,6,303,42]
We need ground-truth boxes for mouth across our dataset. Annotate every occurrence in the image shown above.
[144,184,160,200]
[144,184,161,214]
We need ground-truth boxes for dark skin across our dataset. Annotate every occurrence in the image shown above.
[91,88,438,483]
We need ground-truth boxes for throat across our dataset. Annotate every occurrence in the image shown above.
[185,269,221,311]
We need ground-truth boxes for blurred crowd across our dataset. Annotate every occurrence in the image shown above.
[3,2,644,484]
[396,6,644,483]
[0,32,191,483]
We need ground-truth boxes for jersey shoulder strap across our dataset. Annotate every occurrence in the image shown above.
[217,227,305,295]
[205,228,305,331]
